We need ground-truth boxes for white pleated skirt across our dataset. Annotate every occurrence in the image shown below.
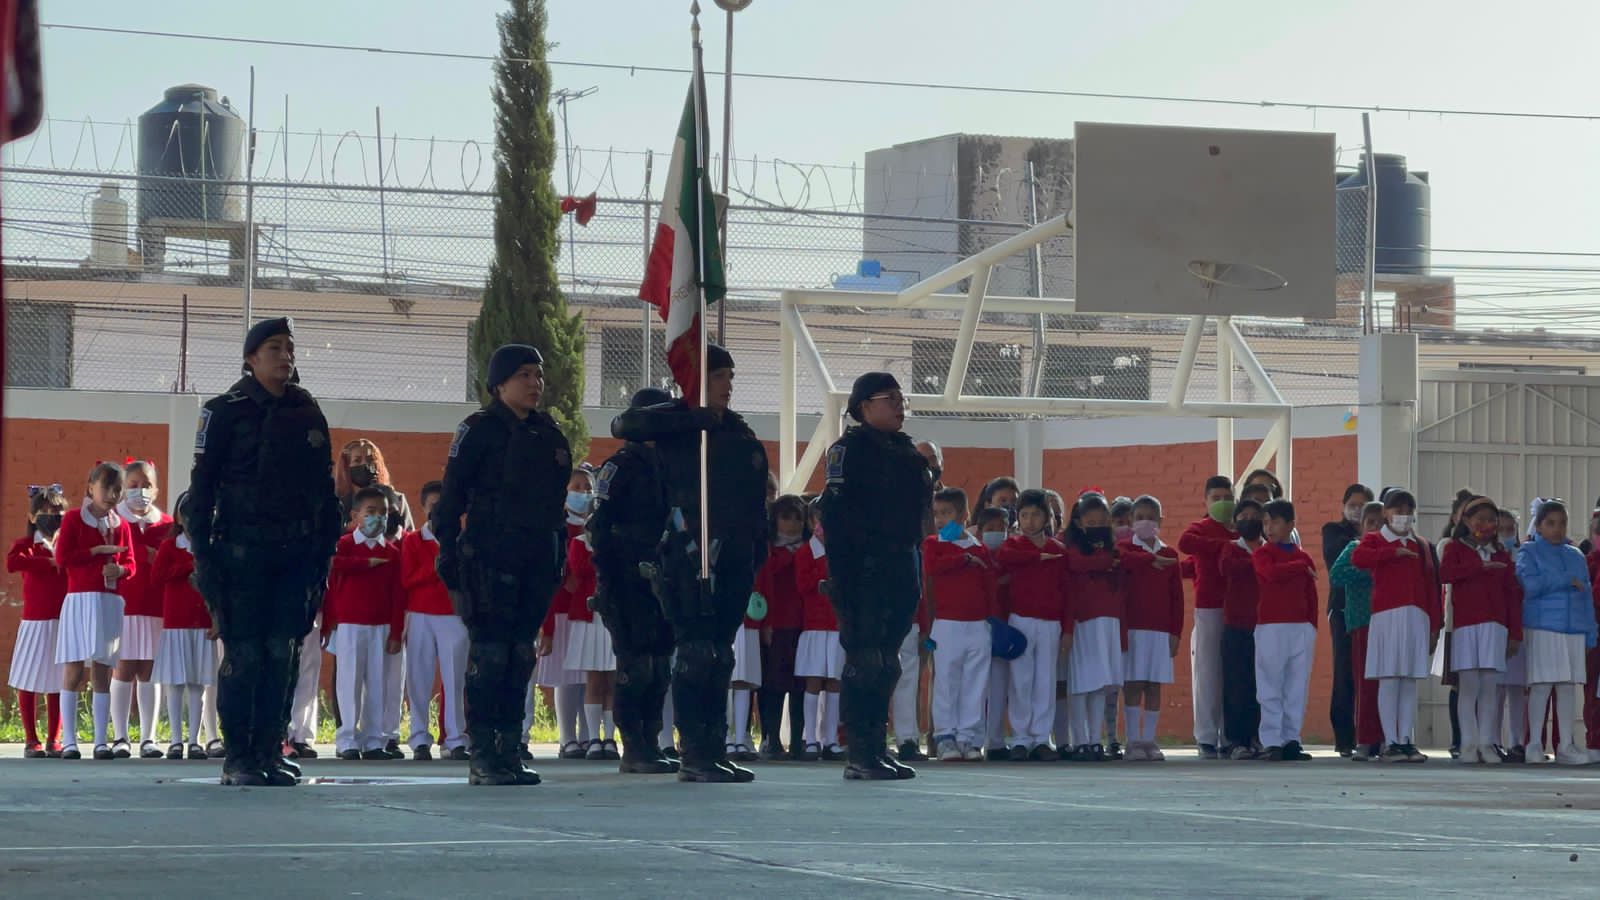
[1503,640,1528,687]
[1450,621,1508,673]
[120,614,162,661]
[1523,628,1587,685]
[795,629,844,680]
[731,625,763,686]
[564,616,616,673]
[152,627,218,686]
[55,592,123,666]
[1365,605,1431,679]
[1123,628,1174,684]
[8,619,63,693]
[535,614,585,687]
[1068,616,1124,695]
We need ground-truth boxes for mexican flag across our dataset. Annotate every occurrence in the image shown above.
[639,58,725,406]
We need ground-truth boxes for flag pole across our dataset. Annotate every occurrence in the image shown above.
[691,3,712,580]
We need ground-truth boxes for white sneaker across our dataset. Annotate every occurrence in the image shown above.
[1555,745,1589,766]
[1455,745,1479,764]
[962,744,984,762]
[1123,742,1148,762]
[1146,742,1166,762]
[937,739,960,762]
[1479,745,1501,765]
[1525,742,1550,765]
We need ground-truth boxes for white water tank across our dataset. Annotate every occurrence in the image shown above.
[89,182,129,267]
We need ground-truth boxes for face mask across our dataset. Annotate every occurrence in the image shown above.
[348,463,377,488]
[981,531,1005,550]
[126,488,152,510]
[360,513,386,538]
[1500,531,1518,546]
[1112,525,1132,543]
[1208,500,1235,525]
[938,520,965,542]
[1236,519,1264,541]
[1344,505,1363,524]
[1132,520,1160,543]
[34,514,62,537]
[1084,526,1113,546]
[566,491,592,516]
[1389,514,1413,534]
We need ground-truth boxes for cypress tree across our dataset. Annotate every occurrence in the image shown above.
[470,0,587,457]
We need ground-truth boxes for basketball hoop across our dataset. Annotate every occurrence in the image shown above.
[1186,260,1288,292]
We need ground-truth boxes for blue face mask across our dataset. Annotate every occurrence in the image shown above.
[938,520,965,542]
[981,531,1005,550]
[360,513,386,538]
[566,491,592,516]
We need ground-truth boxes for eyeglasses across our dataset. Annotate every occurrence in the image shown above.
[867,391,909,409]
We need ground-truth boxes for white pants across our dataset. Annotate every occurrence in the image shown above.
[986,658,1010,749]
[334,624,388,753]
[931,619,990,747]
[383,645,405,743]
[1191,607,1224,746]
[405,612,469,750]
[287,630,322,743]
[1254,622,1316,748]
[892,629,922,743]
[1006,615,1061,747]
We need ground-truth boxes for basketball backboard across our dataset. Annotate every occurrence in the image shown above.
[1073,122,1336,319]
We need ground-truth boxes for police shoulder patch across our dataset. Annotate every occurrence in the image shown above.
[194,409,213,453]
[825,444,846,483]
[594,461,618,500]
[448,420,471,458]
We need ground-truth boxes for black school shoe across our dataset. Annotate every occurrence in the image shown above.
[896,740,928,762]
[290,741,319,759]
[759,739,786,761]
[1282,740,1313,761]
[110,740,131,759]
[383,740,405,760]
[413,745,433,761]
[448,746,471,761]
[338,749,361,761]
[61,746,83,760]
[1260,745,1286,761]
[1010,744,1031,761]
[360,748,388,761]
[1105,741,1124,760]
[1197,743,1221,759]
[984,746,1012,762]
[1029,743,1056,762]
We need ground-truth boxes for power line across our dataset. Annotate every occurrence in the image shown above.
[41,21,1600,124]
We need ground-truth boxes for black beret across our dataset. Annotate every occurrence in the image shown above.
[629,387,673,409]
[243,317,293,358]
[707,343,734,373]
[486,344,544,392]
[847,371,901,422]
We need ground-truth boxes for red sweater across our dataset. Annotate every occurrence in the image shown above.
[995,535,1070,624]
[6,536,67,620]
[562,536,599,624]
[1219,540,1263,630]
[923,536,1000,622]
[54,507,136,596]
[1251,542,1319,627]
[1118,539,1184,635]
[1179,517,1237,611]
[119,510,174,617]
[150,536,211,630]
[796,536,835,632]
[1441,539,1523,639]
[540,523,591,636]
[755,543,804,631]
[1063,544,1124,634]
[1351,530,1442,632]
[322,533,404,642]
[399,529,453,616]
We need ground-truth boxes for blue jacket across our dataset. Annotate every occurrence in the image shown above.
[1515,537,1598,647]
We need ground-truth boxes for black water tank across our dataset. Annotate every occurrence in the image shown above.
[1336,153,1429,276]
[136,84,244,223]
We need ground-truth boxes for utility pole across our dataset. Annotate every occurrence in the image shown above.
[713,0,752,344]
[553,85,598,293]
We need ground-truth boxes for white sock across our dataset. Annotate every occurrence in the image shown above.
[201,682,219,744]
[1508,686,1529,747]
[804,692,821,744]
[659,692,675,749]
[1377,678,1400,746]
[1143,708,1160,744]
[109,679,132,742]
[822,690,841,748]
[1103,687,1119,740]
[166,686,185,744]
[1528,683,1553,752]
[601,705,614,741]
[1397,678,1418,743]
[1474,671,1500,751]
[93,691,111,746]
[1556,683,1580,751]
[60,690,81,747]
[732,689,751,745]
[583,703,602,744]
[1053,690,1072,745]
[1066,693,1088,746]
[1125,706,1144,742]
[187,686,204,744]
[1086,691,1106,745]
[136,680,158,743]
[555,684,578,746]
[564,684,591,743]
[1457,670,1481,750]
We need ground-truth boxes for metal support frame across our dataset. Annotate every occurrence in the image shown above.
[776,214,1298,494]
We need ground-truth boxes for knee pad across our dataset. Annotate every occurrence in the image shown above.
[469,641,512,679]
[615,654,652,689]
[672,640,732,683]
[220,641,263,676]
[843,647,888,685]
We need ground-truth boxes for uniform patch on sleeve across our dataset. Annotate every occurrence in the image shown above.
[448,420,470,458]
[825,445,846,483]
[594,461,618,500]
[194,409,212,453]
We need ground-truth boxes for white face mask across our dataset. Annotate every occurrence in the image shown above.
[981,531,1005,550]
[1389,514,1413,534]
[1343,505,1363,524]
[126,488,152,510]
[360,513,386,539]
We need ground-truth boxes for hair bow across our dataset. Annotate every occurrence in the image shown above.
[1078,486,1105,498]
[27,484,63,498]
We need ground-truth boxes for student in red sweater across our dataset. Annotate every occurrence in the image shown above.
[794,501,842,761]
[1441,496,1523,765]
[753,495,808,760]
[149,495,215,760]
[1117,495,1183,761]
[925,488,1000,762]
[400,481,468,761]
[111,459,174,759]
[324,487,404,760]
[1352,489,1441,763]
[975,506,1015,761]
[7,485,69,757]
[54,462,137,761]
[1178,474,1236,758]
[1251,499,1319,762]
[1219,500,1266,759]
[1062,492,1125,762]
[996,490,1069,761]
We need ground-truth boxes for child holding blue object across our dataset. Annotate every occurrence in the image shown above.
[1514,498,1596,766]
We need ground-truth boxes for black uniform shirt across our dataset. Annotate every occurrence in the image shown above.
[589,441,668,573]
[820,425,931,552]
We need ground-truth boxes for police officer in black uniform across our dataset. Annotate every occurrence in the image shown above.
[432,344,571,786]
[820,372,931,781]
[611,345,769,783]
[590,386,678,775]
[188,317,343,787]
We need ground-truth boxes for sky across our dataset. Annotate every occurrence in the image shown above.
[15,0,1600,330]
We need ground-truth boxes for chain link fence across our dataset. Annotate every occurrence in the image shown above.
[3,164,1373,411]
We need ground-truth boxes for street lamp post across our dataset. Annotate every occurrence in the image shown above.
[712,0,751,345]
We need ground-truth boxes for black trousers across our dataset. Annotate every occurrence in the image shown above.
[1327,609,1356,751]
[830,547,921,765]
[458,557,556,758]
[660,541,755,767]
[1221,626,1259,751]
[758,628,804,750]
[597,568,675,758]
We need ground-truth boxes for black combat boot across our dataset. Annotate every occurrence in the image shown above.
[467,727,517,786]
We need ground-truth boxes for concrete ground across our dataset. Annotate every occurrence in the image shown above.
[1,742,1598,898]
